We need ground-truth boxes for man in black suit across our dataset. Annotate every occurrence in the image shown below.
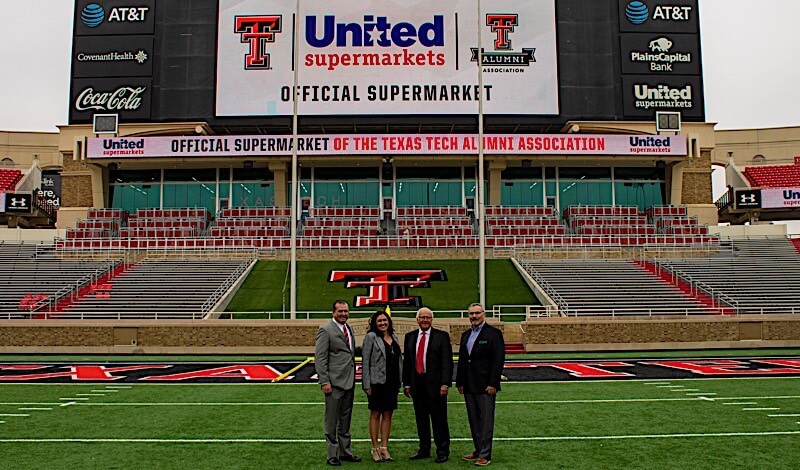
[456,302,505,467]
[403,307,453,463]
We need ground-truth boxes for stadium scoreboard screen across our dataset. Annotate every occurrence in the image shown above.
[69,0,703,127]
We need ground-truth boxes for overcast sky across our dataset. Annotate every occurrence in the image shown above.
[1,0,798,132]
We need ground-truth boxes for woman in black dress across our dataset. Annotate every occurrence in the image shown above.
[362,310,402,462]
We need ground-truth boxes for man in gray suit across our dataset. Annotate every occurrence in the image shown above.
[316,299,362,466]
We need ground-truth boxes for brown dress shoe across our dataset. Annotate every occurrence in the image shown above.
[462,453,478,461]
[474,457,492,466]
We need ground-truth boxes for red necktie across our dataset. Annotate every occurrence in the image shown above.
[343,325,350,350]
[416,331,426,374]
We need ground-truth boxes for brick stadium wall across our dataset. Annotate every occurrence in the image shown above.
[524,315,800,351]
[1,316,799,354]
[681,149,713,205]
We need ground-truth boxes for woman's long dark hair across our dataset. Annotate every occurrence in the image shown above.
[368,310,394,337]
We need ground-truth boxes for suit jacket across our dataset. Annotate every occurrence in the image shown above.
[315,319,356,390]
[361,331,402,390]
[456,323,505,394]
[402,327,453,396]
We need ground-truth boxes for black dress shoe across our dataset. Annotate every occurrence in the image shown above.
[340,454,362,463]
[409,452,431,460]
[435,456,449,464]
[327,457,342,466]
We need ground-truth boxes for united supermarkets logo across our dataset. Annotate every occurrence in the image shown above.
[470,13,535,74]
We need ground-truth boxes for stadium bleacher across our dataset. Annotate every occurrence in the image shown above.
[55,204,720,251]
[518,258,719,316]
[58,258,252,318]
[0,241,117,315]
[0,169,23,191]
[743,161,800,188]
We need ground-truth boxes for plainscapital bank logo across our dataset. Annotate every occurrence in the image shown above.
[470,14,535,74]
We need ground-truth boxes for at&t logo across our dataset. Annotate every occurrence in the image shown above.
[625,1,693,24]
[81,3,150,28]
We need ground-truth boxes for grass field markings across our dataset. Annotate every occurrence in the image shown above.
[722,402,758,405]
[671,389,700,392]
[0,414,29,417]
[742,408,780,411]
[686,392,716,396]
[5,430,800,444]
[76,393,105,397]
[60,401,77,408]
[105,386,132,389]
[58,397,89,401]
[98,389,119,393]
[17,408,52,411]
[644,382,671,385]
[698,397,716,401]
[768,414,800,417]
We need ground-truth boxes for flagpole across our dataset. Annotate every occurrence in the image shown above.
[289,0,301,319]
[477,0,486,308]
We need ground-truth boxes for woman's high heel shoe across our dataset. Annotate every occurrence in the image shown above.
[379,447,395,462]
[371,447,384,463]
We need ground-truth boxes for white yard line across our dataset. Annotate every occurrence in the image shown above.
[742,408,780,411]
[17,408,52,411]
[722,402,758,406]
[0,414,29,417]
[769,414,800,417]
[3,431,800,444]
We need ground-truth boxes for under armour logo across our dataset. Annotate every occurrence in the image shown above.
[10,198,27,207]
[739,194,756,203]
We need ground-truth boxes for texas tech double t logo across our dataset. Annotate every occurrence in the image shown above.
[328,270,447,308]
[234,15,282,70]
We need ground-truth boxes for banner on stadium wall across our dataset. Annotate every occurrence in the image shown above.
[215,0,559,116]
[86,134,687,158]
[761,188,800,208]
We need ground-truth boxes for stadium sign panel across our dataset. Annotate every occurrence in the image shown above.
[761,188,800,209]
[73,36,154,78]
[618,0,698,34]
[215,0,559,116]
[734,189,761,210]
[619,33,699,75]
[70,78,152,121]
[86,134,688,158]
[74,0,156,36]
[621,75,703,118]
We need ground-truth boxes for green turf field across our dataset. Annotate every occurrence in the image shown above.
[2,376,799,469]
[225,259,539,317]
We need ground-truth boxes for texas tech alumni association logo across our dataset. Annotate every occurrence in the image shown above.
[328,269,447,308]
[471,13,535,68]
[234,15,283,70]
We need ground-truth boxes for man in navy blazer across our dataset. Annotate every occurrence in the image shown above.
[403,307,453,463]
[456,303,505,467]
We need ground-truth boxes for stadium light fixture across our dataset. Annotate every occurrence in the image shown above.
[656,111,681,133]
[93,114,119,135]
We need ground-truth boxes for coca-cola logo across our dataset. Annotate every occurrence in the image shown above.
[75,86,147,111]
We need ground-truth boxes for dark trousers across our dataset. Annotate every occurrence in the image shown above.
[411,372,450,457]
[464,392,496,460]
[324,386,354,460]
